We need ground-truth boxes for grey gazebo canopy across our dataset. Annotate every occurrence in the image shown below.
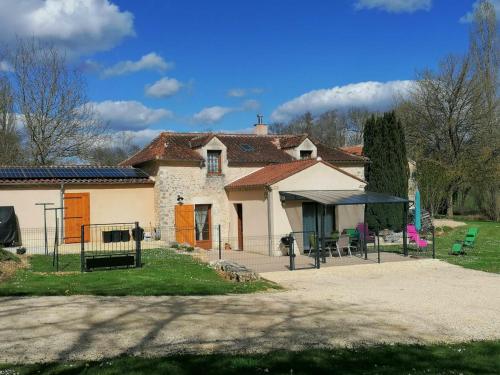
[279,190,409,205]
[279,190,409,267]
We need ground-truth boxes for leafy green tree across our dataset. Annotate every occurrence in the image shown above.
[364,112,409,230]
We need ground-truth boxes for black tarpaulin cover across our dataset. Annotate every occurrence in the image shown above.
[0,206,19,246]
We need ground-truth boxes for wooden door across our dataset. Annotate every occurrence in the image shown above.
[175,204,195,245]
[236,204,243,250]
[195,205,212,250]
[64,193,90,244]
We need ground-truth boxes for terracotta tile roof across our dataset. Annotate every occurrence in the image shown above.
[120,132,367,166]
[226,159,318,190]
[340,145,364,156]
[279,134,308,149]
[225,158,366,190]
[316,143,367,163]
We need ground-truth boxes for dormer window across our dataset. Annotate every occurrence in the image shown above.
[300,150,313,159]
[207,150,222,175]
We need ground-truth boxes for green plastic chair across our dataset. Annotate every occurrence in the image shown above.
[451,242,464,255]
[344,228,359,240]
[463,227,479,247]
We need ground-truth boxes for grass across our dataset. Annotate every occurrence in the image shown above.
[0,248,20,263]
[1,340,498,374]
[434,220,500,273]
[0,248,278,296]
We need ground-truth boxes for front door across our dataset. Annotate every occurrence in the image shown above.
[64,193,90,244]
[236,203,243,250]
[195,204,212,249]
[302,203,335,250]
[175,204,195,246]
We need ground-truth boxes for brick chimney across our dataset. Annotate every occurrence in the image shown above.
[254,114,268,135]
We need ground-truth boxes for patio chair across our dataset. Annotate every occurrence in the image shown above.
[463,227,479,248]
[451,241,465,255]
[356,223,376,246]
[343,228,359,246]
[407,224,428,249]
[308,233,334,258]
[336,234,355,257]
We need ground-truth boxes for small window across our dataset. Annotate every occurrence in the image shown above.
[300,150,313,159]
[207,150,222,175]
[240,143,255,152]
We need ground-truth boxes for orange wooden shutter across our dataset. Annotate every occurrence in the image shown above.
[175,204,194,245]
[64,193,90,244]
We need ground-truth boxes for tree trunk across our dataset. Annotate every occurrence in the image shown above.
[446,190,454,218]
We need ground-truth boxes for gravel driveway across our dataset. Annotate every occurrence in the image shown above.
[0,259,499,364]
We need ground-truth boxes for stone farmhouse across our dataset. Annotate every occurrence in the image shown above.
[121,118,368,254]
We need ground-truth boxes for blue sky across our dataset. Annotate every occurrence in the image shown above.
[0,0,491,144]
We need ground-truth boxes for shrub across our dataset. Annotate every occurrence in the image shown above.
[0,248,20,263]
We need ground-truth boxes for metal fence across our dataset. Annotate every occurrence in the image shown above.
[4,224,435,273]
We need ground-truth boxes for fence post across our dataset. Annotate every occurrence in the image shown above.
[377,231,380,264]
[289,233,295,271]
[315,232,320,269]
[218,224,222,260]
[432,225,435,259]
[135,222,142,268]
[80,224,85,272]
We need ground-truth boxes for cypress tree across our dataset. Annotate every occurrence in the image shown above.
[364,111,409,231]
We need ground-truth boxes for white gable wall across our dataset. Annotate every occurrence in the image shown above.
[268,162,366,254]
[284,138,317,160]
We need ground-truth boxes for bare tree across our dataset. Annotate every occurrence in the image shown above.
[89,132,140,166]
[467,0,500,220]
[404,55,487,217]
[0,76,22,165]
[342,107,374,146]
[12,38,105,165]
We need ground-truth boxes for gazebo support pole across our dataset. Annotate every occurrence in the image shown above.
[363,204,368,260]
[403,202,408,256]
[321,205,326,263]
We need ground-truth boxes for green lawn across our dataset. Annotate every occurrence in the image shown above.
[1,340,499,374]
[434,220,500,273]
[0,249,278,296]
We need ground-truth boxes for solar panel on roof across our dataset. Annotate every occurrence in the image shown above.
[0,168,25,179]
[22,167,53,179]
[98,168,125,178]
[0,166,149,181]
[50,168,75,178]
[120,168,148,178]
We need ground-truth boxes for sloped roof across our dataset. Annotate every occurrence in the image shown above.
[0,165,153,185]
[340,145,364,156]
[225,158,365,190]
[121,132,367,167]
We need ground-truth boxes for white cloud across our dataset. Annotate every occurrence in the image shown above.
[0,60,13,72]
[355,0,431,13]
[91,100,173,130]
[271,80,414,122]
[227,87,264,97]
[102,52,173,77]
[460,0,500,23]
[0,0,134,56]
[192,106,236,124]
[242,99,260,111]
[117,128,165,146]
[145,77,183,98]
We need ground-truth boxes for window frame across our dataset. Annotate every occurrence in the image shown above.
[300,150,313,160]
[206,150,222,175]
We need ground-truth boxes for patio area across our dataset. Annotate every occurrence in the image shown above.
[197,247,415,273]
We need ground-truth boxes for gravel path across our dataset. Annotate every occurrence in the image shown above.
[1,259,499,364]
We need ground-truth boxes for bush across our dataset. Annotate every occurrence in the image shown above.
[0,248,20,263]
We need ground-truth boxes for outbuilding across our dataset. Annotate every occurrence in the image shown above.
[0,166,154,249]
